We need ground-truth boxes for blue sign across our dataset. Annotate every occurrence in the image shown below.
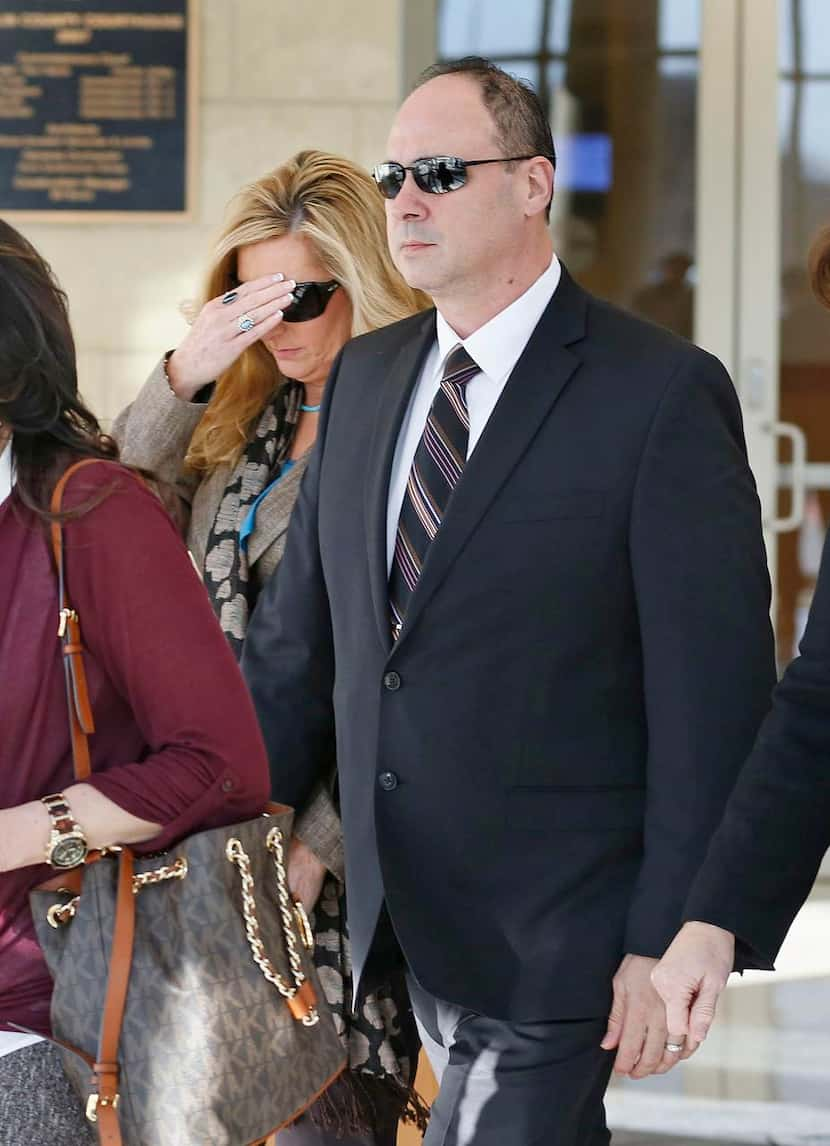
[0,0,191,214]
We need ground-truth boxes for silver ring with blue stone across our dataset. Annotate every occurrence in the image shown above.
[237,313,255,333]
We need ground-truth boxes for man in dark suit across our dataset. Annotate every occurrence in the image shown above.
[242,56,776,1144]
[652,229,830,1058]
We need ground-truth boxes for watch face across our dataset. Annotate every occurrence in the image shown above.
[51,836,87,869]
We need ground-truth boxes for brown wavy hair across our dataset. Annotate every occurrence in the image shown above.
[186,150,430,473]
[810,225,830,310]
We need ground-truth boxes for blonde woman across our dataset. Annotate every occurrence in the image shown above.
[115,150,430,1146]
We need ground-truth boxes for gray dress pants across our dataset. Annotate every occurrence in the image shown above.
[0,1041,95,1146]
[407,976,615,1146]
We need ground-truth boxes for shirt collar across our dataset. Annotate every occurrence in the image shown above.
[435,253,562,384]
[0,434,13,506]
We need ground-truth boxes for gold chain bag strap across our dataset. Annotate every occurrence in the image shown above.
[31,461,346,1146]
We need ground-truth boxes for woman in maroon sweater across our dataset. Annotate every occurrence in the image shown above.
[0,225,270,1139]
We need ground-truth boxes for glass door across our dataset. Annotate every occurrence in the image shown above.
[734,0,830,900]
[736,0,830,667]
[773,0,830,662]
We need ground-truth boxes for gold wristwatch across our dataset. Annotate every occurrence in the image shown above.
[41,793,89,869]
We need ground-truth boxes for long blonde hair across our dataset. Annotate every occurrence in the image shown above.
[187,150,429,472]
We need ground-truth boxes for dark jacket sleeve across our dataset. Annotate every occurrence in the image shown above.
[684,526,830,967]
[64,464,271,851]
[240,353,342,811]
[624,349,776,957]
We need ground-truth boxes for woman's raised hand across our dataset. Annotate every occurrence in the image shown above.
[166,274,296,401]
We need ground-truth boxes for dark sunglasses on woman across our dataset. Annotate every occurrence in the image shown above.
[372,154,538,199]
[283,279,340,322]
[228,276,340,322]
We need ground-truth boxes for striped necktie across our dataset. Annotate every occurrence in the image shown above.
[389,344,480,639]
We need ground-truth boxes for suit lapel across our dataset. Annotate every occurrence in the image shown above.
[364,310,437,649]
[394,270,588,650]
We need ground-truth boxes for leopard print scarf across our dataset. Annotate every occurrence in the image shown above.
[203,380,302,655]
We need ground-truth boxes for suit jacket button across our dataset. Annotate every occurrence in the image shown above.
[383,671,401,691]
[378,772,399,791]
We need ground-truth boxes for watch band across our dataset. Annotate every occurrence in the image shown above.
[42,793,77,833]
[42,792,89,869]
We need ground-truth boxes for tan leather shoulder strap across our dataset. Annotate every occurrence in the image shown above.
[49,457,104,580]
[49,462,139,1145]
[49,459,104,781]
[91,849,136,1146]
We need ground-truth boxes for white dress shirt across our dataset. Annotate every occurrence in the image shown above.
[386,254,562,572]
[0,435,13,507]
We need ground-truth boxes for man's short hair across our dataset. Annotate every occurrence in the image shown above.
[414,56,556,218]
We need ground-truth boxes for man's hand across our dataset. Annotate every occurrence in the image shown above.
[601,953,687,1079]
[286,835,328,913]
[650,921,735,1053]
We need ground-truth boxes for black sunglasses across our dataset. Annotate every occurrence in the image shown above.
[372,154,537,199]
[228,275,340,322]
[282,279,340,322]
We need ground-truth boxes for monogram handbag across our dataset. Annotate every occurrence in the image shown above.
[29,461,346,1146]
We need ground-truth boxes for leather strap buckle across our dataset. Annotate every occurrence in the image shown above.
[85,1092,120,1123]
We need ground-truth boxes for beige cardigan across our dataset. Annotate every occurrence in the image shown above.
[113,360,344,879]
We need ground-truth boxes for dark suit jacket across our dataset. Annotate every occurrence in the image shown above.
[685,526,830,968]
[242,268,776,1022]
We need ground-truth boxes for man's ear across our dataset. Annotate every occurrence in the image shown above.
[525,156,554,219]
